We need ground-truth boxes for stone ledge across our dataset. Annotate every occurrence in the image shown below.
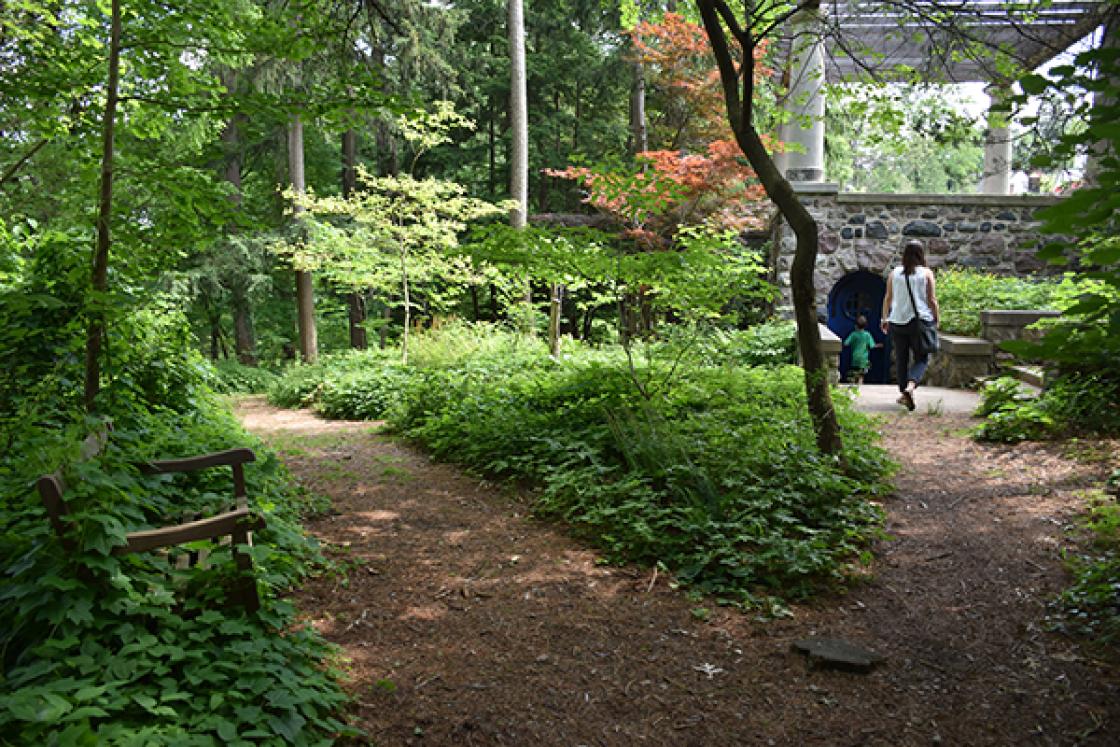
[819,323,841,354]
[792,182,841,196]
[835,192,1062,208]
[980,309,1061,326]
[1007,364,1046,388]
[940,333,993,357]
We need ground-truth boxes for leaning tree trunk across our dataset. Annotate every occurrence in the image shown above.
[696,0,843,459]
[342,127,368,349]
[288,114,318,364]
[84,0,122,412]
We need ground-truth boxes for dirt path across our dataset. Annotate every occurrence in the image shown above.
[236,397,1120,746]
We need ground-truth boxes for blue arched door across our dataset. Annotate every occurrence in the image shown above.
[828,271,891,384]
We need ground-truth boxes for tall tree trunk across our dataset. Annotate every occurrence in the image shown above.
[231,297,255,363]
[696,0,842,459]
[629,58,648,155]
[572,80,582,154]
[380,304,390,348]
[488,86,497,198]
[288,114,318,363]
[342,127,368,350]
[399,248,411,364]
[208,304,221,361]
[509,0,531,310]
[84,0,122,412]
[548,284,563,356]
[220,77,257,366]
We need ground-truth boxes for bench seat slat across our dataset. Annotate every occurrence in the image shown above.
[117,508,265,555]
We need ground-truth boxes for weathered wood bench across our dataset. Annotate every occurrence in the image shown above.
[37,432,266,612]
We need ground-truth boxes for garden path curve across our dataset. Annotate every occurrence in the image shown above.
[236,397,1119,746]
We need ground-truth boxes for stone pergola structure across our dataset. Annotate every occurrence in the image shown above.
[768,1,1112,382]
[774,0,1109,193]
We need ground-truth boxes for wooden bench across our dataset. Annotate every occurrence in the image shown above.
[37,432,266,612]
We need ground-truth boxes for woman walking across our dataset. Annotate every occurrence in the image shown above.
[880,240,940,411]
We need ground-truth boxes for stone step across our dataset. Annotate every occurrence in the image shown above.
[1007,364,1045,389]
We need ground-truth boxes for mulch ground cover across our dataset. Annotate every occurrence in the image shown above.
[237,397,1120,746]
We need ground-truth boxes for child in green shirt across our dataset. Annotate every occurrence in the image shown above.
[844,315,878,385]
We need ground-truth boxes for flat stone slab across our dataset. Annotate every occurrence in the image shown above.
[792,638,885,673]
[847,384,979,415]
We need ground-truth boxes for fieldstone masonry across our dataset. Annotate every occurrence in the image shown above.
[771,184,1064,312]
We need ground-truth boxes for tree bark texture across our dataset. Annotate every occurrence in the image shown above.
[548,283,563,356]
[630,57,648,155]
[508,0,528,229]
[508,0,532,311]
[288,115,318,364]
[84,0,122,411]
[232,290,255,365]
[695,0,843,459]
[220,81,257,366]
[342,127,368,349]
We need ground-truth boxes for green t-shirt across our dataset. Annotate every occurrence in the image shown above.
[844,329,875,369]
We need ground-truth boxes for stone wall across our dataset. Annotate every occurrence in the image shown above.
[924,334,995,388]
[772,184,1064,312]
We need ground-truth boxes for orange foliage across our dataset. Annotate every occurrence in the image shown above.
[547,139,771,249]
[630,13,771,150]
[547,14,776,248]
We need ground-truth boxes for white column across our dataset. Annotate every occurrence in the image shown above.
[981,83,1012,194]
[778,9,827,183]
[1085,19,1118,186]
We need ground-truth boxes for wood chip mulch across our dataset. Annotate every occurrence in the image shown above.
[236,397,1120,746]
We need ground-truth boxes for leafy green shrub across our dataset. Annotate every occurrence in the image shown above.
[264,322,890,606]
[267,348,391,409]
[974,374,1120,442]
[407,319,546,368]
[386,355,890,607]
[0,289,353,743]
[1050,492,1120,646]
[726,321,798,367]
[264,322,889,605]
[317,365,411,420]
[209,360,280,394]
[936,268,1065,336]
[656,322,796,369]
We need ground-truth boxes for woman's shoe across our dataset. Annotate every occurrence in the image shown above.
[901,390,916,411]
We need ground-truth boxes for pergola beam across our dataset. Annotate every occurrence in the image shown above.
[798,0,1111,82]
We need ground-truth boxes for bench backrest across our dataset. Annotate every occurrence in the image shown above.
[36,429,111,550]
[35,430,257,546]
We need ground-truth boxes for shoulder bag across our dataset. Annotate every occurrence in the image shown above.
[904,270,939,356]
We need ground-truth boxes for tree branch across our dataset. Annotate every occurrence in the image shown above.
[0,138,48,189]
[697,0,744,133]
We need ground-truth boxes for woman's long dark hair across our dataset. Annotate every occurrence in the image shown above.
[902,240,926,276]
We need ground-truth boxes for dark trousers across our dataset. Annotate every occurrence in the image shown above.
[891,321,930,392]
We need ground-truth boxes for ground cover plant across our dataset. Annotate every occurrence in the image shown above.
[0,285,353,743]
[934,268,1084,336]
[209,360,282,395]
[1050,486,1120,648]
[970,43,1120,651]
[269,323,892,610]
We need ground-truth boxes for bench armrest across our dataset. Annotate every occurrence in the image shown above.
[115,507,266,555]
[138,448,256,475]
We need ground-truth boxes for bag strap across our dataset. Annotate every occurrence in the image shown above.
[903,269,921,323]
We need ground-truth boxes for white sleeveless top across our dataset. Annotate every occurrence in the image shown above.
[888,266,934,324]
